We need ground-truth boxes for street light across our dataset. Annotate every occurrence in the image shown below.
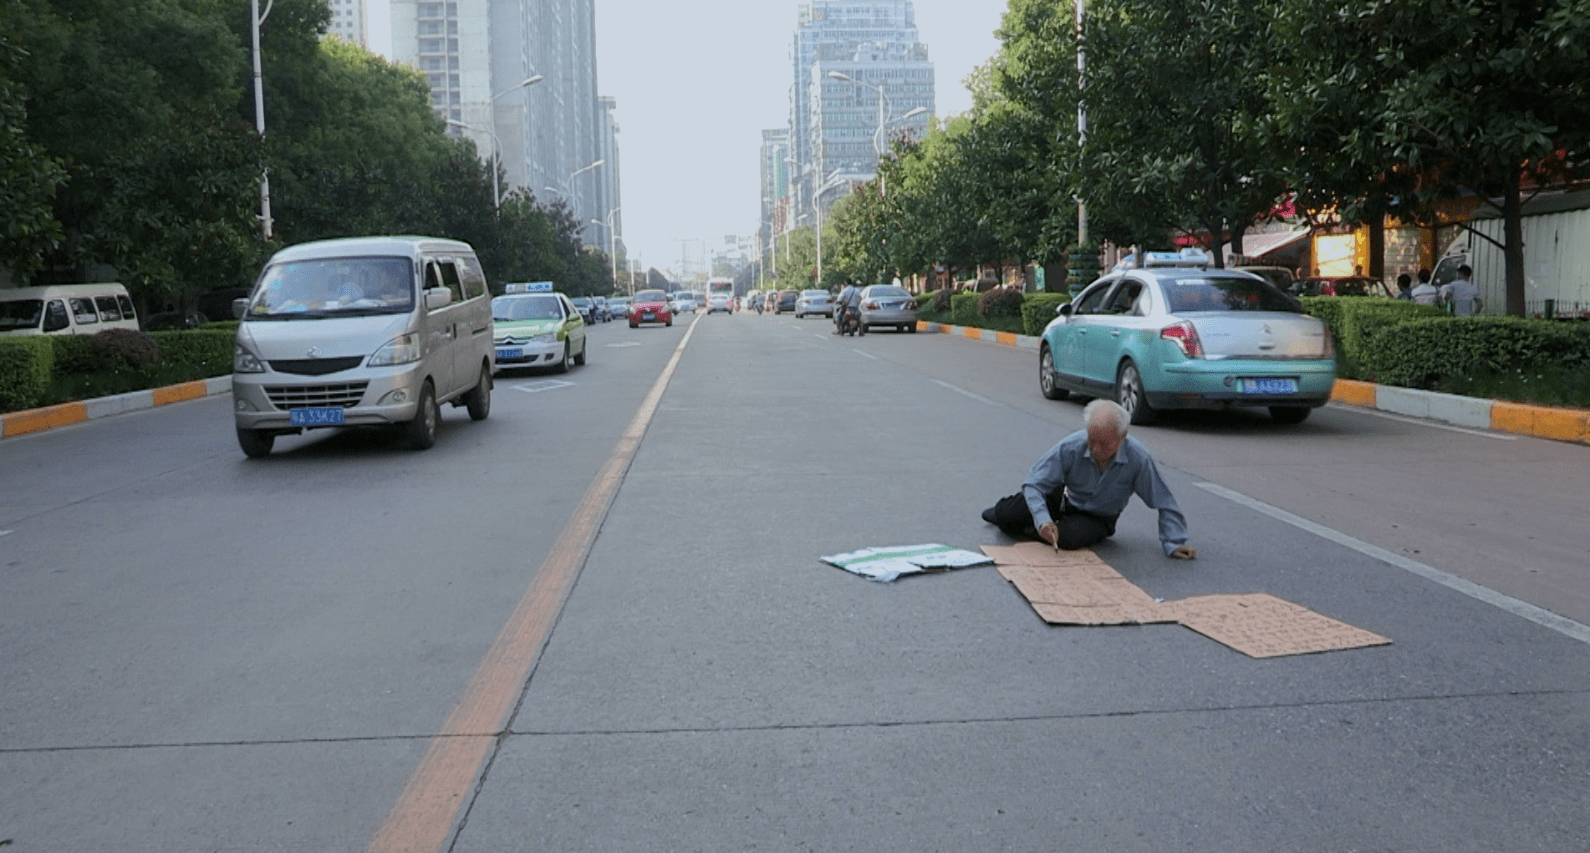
[249,0,274,238]
[447,119,504,208]
[826,70,890,158]
[590,207,621,289]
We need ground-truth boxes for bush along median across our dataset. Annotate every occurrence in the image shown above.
[0,325,235,414]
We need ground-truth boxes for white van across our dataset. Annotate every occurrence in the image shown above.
[0,283,141,336]
[230,236,494,457]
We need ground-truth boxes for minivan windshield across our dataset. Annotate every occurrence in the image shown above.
[244,257,415,319]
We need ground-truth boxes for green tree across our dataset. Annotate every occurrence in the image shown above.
[1272,0,1590,314]
[0,0,66,281]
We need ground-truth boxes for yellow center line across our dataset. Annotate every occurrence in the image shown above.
[364,316,701,853]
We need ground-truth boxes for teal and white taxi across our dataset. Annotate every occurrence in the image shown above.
[491,282,587,373]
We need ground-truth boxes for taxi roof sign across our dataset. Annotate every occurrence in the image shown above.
[503,281,555,294]
[1143,248,1212,268]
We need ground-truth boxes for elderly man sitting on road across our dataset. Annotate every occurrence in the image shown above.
[981,399,1197,559]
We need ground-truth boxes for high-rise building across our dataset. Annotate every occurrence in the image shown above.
[325,0,368,46]
[787,1,934,222]
[389,0,615,249]
[759,129,791,262]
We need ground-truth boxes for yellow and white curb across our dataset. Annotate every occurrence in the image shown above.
[2,375,231,440]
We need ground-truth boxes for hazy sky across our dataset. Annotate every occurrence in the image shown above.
[374,1,1009,277]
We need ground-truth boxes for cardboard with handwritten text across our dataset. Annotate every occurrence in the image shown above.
[983,542,1390,658]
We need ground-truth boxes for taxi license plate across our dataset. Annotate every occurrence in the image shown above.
[290,406,344,426]
[496,347,523,360]
[1242,378,1298,395]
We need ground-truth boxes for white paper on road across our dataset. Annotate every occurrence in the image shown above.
[822,543,994,582]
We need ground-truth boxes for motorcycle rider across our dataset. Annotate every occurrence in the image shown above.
[834,281,862,335]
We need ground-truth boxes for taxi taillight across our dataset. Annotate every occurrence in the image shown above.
[1160,321,1203,358]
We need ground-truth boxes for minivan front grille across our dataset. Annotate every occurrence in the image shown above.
[270,357,364,376]
[264,382,368,409]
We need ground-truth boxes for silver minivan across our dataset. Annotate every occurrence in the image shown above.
[230,236,494,457]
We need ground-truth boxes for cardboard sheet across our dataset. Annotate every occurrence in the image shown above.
[1161,593,1393,659]
[983,544,1390,658]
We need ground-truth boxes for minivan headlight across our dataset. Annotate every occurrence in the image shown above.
[369,333,422,366]
[234,343,265,373]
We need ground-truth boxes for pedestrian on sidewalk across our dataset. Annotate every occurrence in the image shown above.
[1440,265,1483,316]
[1410,269,1440,305]
[981,399,1196,559]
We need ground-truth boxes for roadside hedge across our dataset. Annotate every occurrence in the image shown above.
[1021,294,1071,336]
[0,328,234,413]
[1358,316,1590,388]
[0,337,54,412]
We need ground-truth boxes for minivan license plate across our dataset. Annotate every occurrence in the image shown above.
[1243,378,1297,395]
[290,406,344,426]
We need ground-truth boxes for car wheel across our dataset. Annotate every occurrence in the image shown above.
[464,364,491,421]
[574,338,587,366]
[666,318,673,327]
[404,381,439,450]
[236,427,274,458]
[908,324,918,333]
[553,341,571,374]
[1116,360,1157,425]
[629,320,637,328]
[1270,406,1311,424]
[1039,344,1070,400]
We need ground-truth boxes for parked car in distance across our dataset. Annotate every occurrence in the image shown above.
[857,284,918,333]
[630,289,673,327]
[795,289,833,319]
[773,290,799,314]
[606,296,630,320]
[1291,276,1394,298]
[491,289,586,374]
[706,293,733,314]
[1038,259,1336,425]
[569,296,598,324]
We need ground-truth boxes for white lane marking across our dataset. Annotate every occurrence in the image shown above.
[607,341,641,348]
[930,379,1002,407]
[1327,402,1517,440]
[851,349,878,360]
[1196,481,1590,645]
[0,530,11,537]
[509,380,576,394]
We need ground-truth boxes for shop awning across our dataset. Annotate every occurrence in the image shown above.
[1224,228,1310,262]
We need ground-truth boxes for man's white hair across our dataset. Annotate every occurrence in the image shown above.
[1083,399,1130,436]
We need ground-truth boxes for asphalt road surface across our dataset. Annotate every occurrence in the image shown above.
[2,310,1587,852]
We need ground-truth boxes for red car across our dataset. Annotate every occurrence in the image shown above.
[629,288,673,327]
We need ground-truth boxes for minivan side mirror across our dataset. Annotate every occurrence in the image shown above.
[232,297,249,320]
[1056,302,1074,316]
[425,288,453,310]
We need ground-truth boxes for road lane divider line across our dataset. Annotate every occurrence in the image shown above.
[930,378,1002,407]
[364,319,700,853]
[1195,481,1590,645]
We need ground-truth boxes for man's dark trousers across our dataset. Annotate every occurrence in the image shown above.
[988,491,1117,549]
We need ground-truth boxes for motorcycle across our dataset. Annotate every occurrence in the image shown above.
[834,301,862,336]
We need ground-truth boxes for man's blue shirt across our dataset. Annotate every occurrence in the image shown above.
[1021,430,1189,556]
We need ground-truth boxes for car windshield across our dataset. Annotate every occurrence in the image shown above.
[1161,277,1301,313]
[866,286,911,298]
[571,297,591,306]
[0,299,43,330]
[492,295,562,321]
[634,290,666,303]
[245,257,414,319]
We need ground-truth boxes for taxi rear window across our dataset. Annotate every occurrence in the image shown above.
[1162,278,1301,313]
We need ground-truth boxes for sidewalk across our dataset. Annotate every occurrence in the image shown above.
[918,320,1590,445]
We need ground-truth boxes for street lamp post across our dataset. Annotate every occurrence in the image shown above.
[250,0,274,239]
[447,77,542,209]
[590,206,621,289]
[544,159,605,237]
[447,119,503,208]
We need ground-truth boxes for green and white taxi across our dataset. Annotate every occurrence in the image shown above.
[491,282,587,373]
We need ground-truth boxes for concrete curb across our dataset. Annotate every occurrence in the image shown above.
[2,375,231,440]
[916,321,1590,445]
